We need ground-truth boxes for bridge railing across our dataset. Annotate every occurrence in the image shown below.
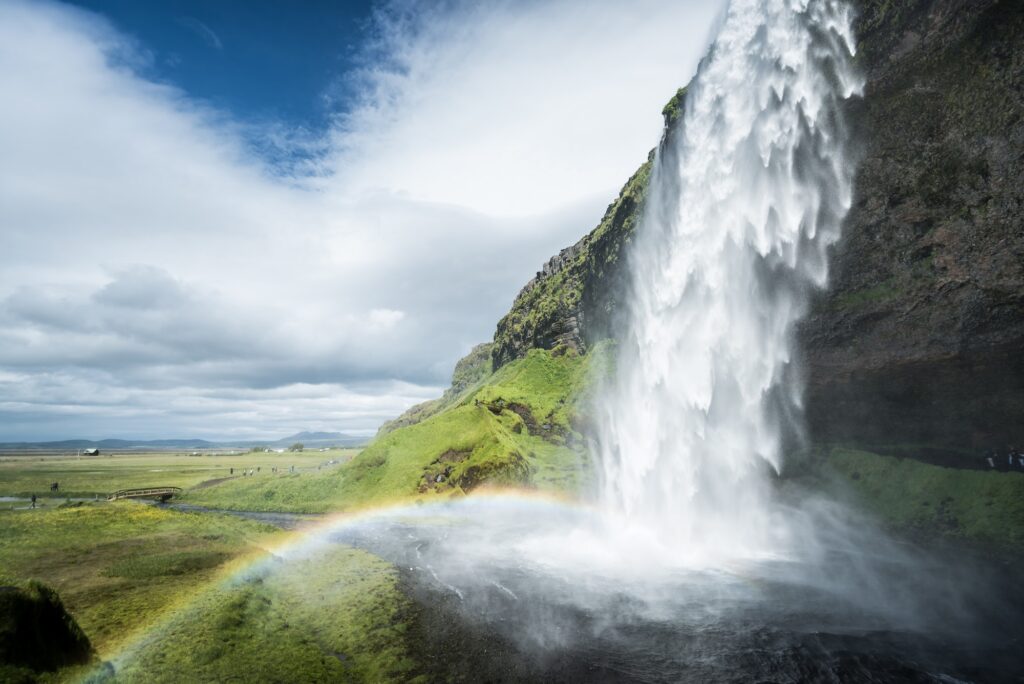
[107,487,183,501]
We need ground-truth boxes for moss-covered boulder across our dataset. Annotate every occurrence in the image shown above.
[0,580,93,678]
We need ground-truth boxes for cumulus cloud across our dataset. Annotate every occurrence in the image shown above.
[0,0,720,440]
[328,0,724,216]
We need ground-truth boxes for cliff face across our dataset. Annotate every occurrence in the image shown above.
[490,157,652,368]
[802,0,1024,449]
[488,0,1024,452]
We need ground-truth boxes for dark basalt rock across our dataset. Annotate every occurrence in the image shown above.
[800,0,1024,449]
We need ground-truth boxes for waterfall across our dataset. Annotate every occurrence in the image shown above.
[595,0,862,561]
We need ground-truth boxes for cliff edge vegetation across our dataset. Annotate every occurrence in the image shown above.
[186,344,612,513]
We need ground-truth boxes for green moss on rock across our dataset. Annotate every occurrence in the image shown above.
[491,156,654,369]
[661,87,687,128]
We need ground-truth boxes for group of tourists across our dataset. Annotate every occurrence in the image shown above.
[228,466,293,477]
[984,447,1023,470]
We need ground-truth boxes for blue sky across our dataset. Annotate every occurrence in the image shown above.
[67,0,375,132]
[0,0,722,441]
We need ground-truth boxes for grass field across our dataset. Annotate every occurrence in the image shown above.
[0,500,423,682]
[0,449,358,501]
[3,438,1024,680]
[781,446,1024,549]
[0,501,279,679]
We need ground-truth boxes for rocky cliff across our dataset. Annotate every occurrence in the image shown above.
[802,0,1024,450]
[487,0,1023,454]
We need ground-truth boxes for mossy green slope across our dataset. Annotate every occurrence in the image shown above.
[376,342,494,438]
[798,447,1024,548]
[111,546,422,684]
[186,346,611,513]
[490,159,652,368]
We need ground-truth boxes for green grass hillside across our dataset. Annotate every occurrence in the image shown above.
[112,545,422,684]
[185,345,612,513]
[376,342,494,437]
[792,447,1024,549]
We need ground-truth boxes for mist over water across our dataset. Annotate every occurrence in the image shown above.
[595,0,861,562]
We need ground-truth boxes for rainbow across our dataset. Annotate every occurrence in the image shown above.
[79,489,589,681]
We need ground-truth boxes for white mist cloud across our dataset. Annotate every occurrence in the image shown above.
[0,0,721,440]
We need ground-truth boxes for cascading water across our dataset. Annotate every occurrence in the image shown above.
[596,0,862,560]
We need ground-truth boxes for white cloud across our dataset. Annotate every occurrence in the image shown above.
[368,308,406,330]
[0,0,721,440]
[328,0,724,216]
[177,17,224,51]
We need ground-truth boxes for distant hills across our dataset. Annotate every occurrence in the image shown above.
[0,431,367,451]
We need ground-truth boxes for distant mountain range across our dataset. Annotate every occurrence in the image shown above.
[0,431,367,450]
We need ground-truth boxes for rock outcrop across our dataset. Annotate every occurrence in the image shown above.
[0,581,93,679]
[488,0,1024,452]
[491,158,652,368]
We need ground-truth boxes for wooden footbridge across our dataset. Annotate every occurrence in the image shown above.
[107,487,182,502]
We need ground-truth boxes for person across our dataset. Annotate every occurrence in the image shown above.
[230,467,234,475]
[30,494,36,509]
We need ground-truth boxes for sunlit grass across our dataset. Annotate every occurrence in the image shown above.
[0,502,278,658]
[114,545,423,684]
